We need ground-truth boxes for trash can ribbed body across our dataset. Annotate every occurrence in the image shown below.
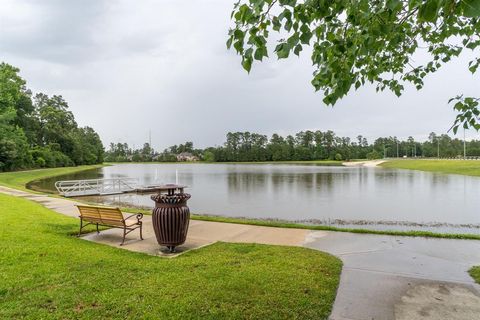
[151,193,191,251]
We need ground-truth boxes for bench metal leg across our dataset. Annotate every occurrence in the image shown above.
[139,223,144,240]
[120,227,126,246]
[78,218,83,237]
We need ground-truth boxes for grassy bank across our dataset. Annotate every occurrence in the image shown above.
[0,165,105,191]
[380,159,480,177]
[188,213,480,241]
[0,193,341,319]
[469,266,480,284]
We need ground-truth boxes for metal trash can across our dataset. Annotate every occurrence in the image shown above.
[151,185,190,253]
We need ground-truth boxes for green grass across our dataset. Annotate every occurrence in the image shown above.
[0,193,342,319]
[380,159,480,177]
[0,165,105,191]
[469,266,480,284]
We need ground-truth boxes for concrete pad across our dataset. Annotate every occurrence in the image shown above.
[305,230,394,255]
[395,283,480,320]
[329,269,414,320]
[188,220,309,246]
[329,269,480,320]
[81,227,213,257]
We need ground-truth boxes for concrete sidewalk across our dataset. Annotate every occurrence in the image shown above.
[2,185,480,319]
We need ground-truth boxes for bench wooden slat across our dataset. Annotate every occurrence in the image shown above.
[76,205,143,245]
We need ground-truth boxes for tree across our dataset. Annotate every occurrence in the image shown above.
[0,117,32,171]
[227,0,480,133]
[0,62,104,171]
[35,93,77,150]
[0,63,32,170]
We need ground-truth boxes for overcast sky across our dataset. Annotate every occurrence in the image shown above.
[1,0,479,150]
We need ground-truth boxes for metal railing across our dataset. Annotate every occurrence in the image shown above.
[55,178,138,197]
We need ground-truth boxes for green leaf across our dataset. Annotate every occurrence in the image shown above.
[234,29,245,40]
[418,0,440,22]
[300,31,312,44]
[242,57,252,72]
[254,47,267,61]
[233,40,244,54]
[386,0,402,11]
[275,43,290,59]
[408,0,423,10]
[462,0,480,17]
[294,44,302,56]
[272,16,281,31]
[226,37,233,49]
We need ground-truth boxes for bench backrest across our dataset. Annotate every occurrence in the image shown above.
[77,205,124,226]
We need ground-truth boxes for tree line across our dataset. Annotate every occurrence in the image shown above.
[105,130,480,163]
[0,63,104,172]
[104,141,200,162]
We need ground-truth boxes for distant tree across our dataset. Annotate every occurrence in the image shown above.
[202,150,216,162]
[141,143,153,161]
[367,150,382,160]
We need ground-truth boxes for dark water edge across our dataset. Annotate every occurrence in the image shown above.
[27,168,105,193]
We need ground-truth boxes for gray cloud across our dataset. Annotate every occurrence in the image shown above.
[0,0,479,151]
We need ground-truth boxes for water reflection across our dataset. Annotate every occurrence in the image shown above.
[30,163,480,233]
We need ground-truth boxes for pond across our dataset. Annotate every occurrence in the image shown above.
[30,163,480,234]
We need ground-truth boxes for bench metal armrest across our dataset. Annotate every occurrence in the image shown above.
[123,213,143,223]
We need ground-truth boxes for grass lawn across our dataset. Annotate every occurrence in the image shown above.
[380,159,480,177]
[0,193,342,319]
[0,165,105,191]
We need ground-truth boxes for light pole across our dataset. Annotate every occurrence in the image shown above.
[396,141,399,158]
[464,127,467,159]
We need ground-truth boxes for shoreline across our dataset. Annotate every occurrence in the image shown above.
[342,160,386,167]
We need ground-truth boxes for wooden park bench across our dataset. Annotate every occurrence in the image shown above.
[76,205,144,246]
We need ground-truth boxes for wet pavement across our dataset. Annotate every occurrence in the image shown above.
[305,231,480,319]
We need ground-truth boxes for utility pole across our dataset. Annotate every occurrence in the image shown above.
[384,144,386,159]
[464,127,467,159]
[396,141,399,158]
[437,139,440,159]
[414,144,417,158]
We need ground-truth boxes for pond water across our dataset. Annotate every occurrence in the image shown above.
[30,163,480,234]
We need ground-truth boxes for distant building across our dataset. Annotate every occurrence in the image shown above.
[176,152,199,162]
